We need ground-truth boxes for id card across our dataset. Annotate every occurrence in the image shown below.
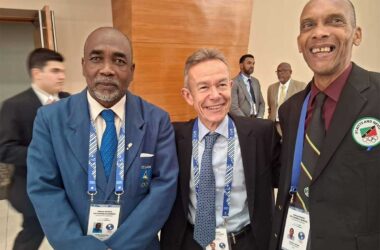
[87,204,120,241]
[206,228,230,250]
[281,206,310,250]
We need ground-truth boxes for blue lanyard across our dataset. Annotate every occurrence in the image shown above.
[87,117,126,203]
[192,117,235,218]
[289,92,311,194]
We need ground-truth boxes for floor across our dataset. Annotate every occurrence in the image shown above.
[0,200,52,250]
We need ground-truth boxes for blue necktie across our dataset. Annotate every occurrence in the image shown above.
[100,109,117,180]
[194,132,219,248]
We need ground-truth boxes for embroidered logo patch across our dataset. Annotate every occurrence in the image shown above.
[352,117,380,147]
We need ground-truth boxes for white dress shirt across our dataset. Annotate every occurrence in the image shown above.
[188,116,250,232]
[87,91,125,146]
[276,79,290,121]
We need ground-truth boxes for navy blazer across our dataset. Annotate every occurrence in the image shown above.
[27,90,179,250]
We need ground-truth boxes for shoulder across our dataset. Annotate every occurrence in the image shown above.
[291,80,306,87]
[251,76,260,83]
[2,88,35,107]
[268,82,278,91]
[172,119,195,133]
[231,114,274,133]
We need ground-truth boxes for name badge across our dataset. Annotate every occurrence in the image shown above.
[206,228,230,250]
[281,206,310,250]
[87,204,120,241]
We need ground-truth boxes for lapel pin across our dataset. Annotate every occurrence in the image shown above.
[127,143,133,150]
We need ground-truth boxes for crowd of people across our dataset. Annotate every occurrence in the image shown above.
[0,0,379,250]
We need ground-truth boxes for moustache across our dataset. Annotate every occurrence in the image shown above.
[94,77,119,86]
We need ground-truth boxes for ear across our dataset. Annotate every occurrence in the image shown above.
[81,58,85,77]
[353,26,362,46]
[130,63,136,81]
[31,68,41,81]
[181,87,194,106]
[297,35,302,53]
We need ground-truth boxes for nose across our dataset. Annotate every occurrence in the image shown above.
[312,23,330,40]
[99,60,115,76]
[209,86,220,99]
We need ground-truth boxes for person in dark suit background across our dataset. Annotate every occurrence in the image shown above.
[270,0,380,249]
[0,48,68,250]
[230,54,265,118]
[161,48,281,250]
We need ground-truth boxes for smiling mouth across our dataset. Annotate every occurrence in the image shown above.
[310,46,336,54]
[205,104,224,110]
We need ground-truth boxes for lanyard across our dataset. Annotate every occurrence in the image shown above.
[192,117,235,218]
[87,117,126,203]
[289,92,311,195]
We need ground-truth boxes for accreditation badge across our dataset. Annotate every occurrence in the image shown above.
[87,204,120,241]
[281,206,310,250]
[206,228,230,250]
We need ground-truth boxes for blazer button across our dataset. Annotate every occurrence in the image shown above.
[274,233,278,238]
[278,205,282,210]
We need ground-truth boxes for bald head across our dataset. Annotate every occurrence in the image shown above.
[84,27,133,64]
[302,0,356,28]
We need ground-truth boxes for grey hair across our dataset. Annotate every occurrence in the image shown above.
[183,48,229,88]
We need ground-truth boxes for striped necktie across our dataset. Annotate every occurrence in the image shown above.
[194,132,219,248]
[100,109,117,180]
[295,92,327,211]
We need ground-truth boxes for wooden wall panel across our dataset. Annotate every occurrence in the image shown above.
[112,0,253,121]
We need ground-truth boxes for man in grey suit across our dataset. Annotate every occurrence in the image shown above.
[230,54,265,118]
[267,62,305,135]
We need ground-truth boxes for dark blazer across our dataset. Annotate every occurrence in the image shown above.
[270,63,380,250]
[161,114,281,250]
[0,87,69,215]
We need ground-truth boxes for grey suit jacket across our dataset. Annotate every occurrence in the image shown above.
[230,74,265,118]
[267,79,306,121]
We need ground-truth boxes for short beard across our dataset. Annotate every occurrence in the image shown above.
[92,88,124,103]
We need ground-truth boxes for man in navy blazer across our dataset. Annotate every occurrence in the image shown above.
[27,27,178,250]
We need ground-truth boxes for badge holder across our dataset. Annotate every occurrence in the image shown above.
[281,194,310,250]
[206,221,231,250]
[86,191,123,241]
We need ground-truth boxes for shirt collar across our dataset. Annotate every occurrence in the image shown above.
[197,115,229,142]
[310,63,352,103]
[240,73,250,82]
[280,79,291,89]
[87,91,126,121]
[31,83,59,104]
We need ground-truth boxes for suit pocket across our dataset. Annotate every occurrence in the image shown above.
[356,232,379,250]
[136,155,154,195]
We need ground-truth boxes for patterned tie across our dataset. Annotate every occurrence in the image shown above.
[247,78,256,103]
[100,109,117,180]
[194,132,220,248]
[296,92,327,211]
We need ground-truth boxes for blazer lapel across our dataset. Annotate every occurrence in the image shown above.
[177,121,194,215]
[232,116,257,220]
[65,90,109,192]
[123,92,146,175]
[238,76,252,103]
[312,65,369,182]
[286,80,296,100]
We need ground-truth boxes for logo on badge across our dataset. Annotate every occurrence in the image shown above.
[352,117,380,147]
[298,231,305,240]
[219,242,226,249]
[106,223,114,231]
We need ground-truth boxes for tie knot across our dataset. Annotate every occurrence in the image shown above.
[101,109,115,123]
[204,132,219,149]
[314,92,327,109]
[247,78,252,84]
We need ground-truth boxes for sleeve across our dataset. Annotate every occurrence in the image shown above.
[27,109,109,250]
[105,112,179,250]
[0,101,28,167]
[230,82,246,117]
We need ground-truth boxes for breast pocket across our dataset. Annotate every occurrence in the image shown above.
[134,154,154,195]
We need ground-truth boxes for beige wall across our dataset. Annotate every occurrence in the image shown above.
[0,0,113,94]
[249,0,380,118]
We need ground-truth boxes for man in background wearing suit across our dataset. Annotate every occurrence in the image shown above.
[270,0,380,249]
[27,27,178,250]
[161,48,281,250]
[0,48,68,250]
[267,62,305,135]
[230,54,265,118]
